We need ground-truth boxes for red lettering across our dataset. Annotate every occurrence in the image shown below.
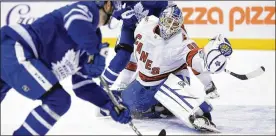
[140,51,148,63]
[151,67,160,75]
[136,42,143,54]
[136,33,142,40]
[145,59,152,70]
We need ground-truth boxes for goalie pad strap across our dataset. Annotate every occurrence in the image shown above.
[115,43,133,53]
[162,84,194,109]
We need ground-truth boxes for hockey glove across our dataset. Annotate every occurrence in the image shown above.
[102,101,132,124]
[112,6,137,29]
[99,90,123,116]
[83,43,109,78]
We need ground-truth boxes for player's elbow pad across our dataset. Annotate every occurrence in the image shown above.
[114,43,134,53]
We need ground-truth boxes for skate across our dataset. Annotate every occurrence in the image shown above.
[189,115,221,133]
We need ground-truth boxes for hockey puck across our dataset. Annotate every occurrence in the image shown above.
[158,129,166,136]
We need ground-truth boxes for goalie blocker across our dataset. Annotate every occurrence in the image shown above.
[154,74,214,129]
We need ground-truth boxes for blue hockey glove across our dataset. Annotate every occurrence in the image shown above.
[83,43,109,78]
[112,6,138,29]
[112,6,133,20]
[102,101,132,124]
[99,90,123,116]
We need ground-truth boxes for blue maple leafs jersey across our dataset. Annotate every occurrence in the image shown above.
[1,1,101,67]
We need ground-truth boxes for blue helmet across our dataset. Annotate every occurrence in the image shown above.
[158,4,183,40]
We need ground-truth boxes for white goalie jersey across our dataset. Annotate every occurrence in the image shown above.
[133,16,206,86]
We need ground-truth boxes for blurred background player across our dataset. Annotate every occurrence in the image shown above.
[98,1,170,117]
[101,1,169,88]
[113,5,232,132]
[0,1,132,135]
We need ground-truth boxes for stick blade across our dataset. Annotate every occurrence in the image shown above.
[261,66,265,72]
[246,66,265,79]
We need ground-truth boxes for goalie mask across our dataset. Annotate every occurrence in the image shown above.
[203,34,233,73]
[158,5,183,40]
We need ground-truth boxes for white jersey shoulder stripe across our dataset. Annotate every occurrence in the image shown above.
[64,14,93,30]
[64,4,93,30]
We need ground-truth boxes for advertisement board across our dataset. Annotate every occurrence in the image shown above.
[1,1,275,50]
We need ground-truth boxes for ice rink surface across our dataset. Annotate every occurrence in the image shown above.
[1,49,275,135]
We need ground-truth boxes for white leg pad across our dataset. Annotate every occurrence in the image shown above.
[155,91,195,129]
[154,74,213,129]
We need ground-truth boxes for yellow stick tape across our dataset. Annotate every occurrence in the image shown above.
[102,38,275,50]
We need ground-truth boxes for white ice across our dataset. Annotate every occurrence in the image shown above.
[1,50,275,135]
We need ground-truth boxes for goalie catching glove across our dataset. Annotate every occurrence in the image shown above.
[203,34,232,74]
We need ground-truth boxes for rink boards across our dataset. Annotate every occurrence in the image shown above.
[102,37,275,50]
[0,1,275,135]
[1,1,275,50]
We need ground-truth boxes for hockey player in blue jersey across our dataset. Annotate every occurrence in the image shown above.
[0,1,132,135]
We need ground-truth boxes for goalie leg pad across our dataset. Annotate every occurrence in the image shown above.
[154,74,213,129]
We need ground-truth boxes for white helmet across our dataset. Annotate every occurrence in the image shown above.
[203,34,232,73]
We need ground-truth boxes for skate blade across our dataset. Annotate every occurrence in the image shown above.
[197,125,221,133]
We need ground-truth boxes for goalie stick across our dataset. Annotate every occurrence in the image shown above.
[99,77,166,136]
[224,66,265,80]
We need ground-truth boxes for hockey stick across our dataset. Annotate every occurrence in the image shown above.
[99,77,166,136]
[224,66,265,80]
